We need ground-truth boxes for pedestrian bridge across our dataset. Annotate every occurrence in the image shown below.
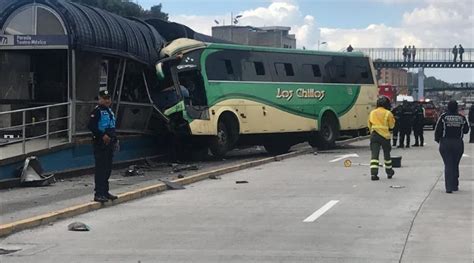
[356,48,474,68]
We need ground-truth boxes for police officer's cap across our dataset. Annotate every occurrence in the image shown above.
[99,90,111,98]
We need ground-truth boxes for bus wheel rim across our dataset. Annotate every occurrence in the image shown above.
[322,125,333,141]
[218,129,227,144]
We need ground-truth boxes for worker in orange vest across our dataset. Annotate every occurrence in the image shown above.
[368,96,396,181]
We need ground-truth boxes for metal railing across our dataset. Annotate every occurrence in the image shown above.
[0,102,72,156]
[356,48,474,63]
[74,100,155,136]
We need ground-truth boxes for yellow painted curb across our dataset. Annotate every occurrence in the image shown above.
[0,149,311,238]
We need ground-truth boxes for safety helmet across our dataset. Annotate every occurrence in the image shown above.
[377,96,391,109]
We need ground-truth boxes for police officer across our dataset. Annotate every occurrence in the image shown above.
[413,102,425,147]
[469,104,474,143]
[391,103,402,147]
[398,100,415,148]
[368,96,396,181]
[435,100,470,193]
[88,90,118,202]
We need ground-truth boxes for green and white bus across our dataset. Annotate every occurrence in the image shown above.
[153,39,378,157]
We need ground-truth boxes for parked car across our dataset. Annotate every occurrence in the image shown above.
[420,100,440,130]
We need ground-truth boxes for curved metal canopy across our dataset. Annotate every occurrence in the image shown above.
[0,0,165,65]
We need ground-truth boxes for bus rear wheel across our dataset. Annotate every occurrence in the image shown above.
[209,120,230,158]
[264,143,292,155]
[309,113,339,150]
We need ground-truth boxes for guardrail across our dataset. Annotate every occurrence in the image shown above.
[0,102,72,155]
[356,48,474,63]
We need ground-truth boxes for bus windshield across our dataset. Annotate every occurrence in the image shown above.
[177,69,207,107]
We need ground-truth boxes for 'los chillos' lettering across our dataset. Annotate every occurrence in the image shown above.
[276,88,326,101]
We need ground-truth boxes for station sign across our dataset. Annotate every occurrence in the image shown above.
[0,35,68,47]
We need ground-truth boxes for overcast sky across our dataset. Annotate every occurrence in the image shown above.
[140,0,473,83]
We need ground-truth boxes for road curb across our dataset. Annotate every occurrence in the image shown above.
[0,148,311,238]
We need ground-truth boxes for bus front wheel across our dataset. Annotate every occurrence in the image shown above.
[309,114,339,150]
[209,120,230,158]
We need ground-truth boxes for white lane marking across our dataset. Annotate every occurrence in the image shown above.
[329,154,359,163]
[463,154,470,158]
[303,200,340,223]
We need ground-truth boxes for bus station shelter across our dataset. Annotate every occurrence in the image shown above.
[0,0,167,181]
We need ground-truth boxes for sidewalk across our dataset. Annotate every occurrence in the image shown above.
[0,146,276,226]
[401,138,474,262]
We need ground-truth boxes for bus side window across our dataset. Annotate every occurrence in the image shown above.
[349,57,374,84]
[275,63,294,76]
[302,64,322,82]
[254,62,265,75]
[224,59,234,75]
[242,59,271,82]
[205,51,241,81]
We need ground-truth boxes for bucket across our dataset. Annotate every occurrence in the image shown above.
[392,156,402,168]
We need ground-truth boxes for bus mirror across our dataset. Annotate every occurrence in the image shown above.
[156,62,165,80]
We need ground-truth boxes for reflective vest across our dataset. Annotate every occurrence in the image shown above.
[368,107,395,139]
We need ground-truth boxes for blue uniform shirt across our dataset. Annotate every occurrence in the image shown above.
[88,105,117,145]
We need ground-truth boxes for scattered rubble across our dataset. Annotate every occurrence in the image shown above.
[172,164,198,173]
[160,179,185,190]
[19,156,55,187]
[236,181,249,184]
[0,248,21,255]
[68,222,90,231]
[390,185,406,189]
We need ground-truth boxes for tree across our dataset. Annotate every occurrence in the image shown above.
[69,0,169,20]
[143,4,169,21]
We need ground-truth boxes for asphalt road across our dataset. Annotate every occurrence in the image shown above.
[0,146,279,225]
[1,131,473,262]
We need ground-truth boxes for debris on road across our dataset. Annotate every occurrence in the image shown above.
[0,248,21,255]
[19,156,56,187]
[160,179,185,190]
[209,175,221,180]
[343,160,383,168]
[145,158,170,168]
[124,165,145,177]
[172,164,199,173]
[236,181,249,184]
[390,185,406,189]
[68,222,90,232]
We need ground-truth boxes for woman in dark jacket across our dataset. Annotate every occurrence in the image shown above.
[435,100,470,193]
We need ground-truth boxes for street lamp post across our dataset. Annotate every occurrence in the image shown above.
[318,40,327,51]
[230,13,242,42]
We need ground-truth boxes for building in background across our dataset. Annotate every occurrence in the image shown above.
[212,26,296,49]
[377,68,408,94]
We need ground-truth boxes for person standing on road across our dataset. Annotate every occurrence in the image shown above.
[459,44,464,63]
[368,96,396,181]
[88,90,119,203]
[413,102,425,147]
[407,45,412,62]
[435,100,470,193]
[411,45,417,62]
[402,46,408,62]
[469,104,474,143]
[392,103,402,146]
[452,45,458,62]
[398,100,415,148]
[347,45,354,52]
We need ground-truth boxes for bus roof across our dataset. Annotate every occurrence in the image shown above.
[206,42,367,57]
[161,38,367,58]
